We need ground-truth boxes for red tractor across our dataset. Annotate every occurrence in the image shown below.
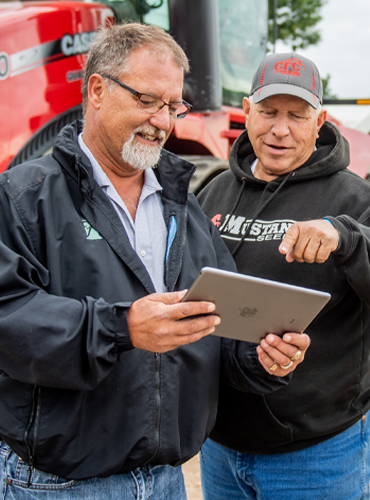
[0,0,113,171]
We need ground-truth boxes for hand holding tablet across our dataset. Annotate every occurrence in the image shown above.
[182,267,331,343]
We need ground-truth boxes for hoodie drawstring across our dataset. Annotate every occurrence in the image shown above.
[221,172,294,257]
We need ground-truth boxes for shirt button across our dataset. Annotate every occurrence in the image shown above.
[140,250,146,257]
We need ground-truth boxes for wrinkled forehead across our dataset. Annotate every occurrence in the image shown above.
[253,94,317,113]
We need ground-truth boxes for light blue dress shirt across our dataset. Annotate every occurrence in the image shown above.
[78,134,167,293]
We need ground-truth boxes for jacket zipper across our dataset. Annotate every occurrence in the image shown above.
[148,213,180,463]
[153,352,161,457]
[24,386,41,466]
[145,352,161,463]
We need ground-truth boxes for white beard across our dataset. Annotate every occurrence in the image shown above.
[121,125,166,171]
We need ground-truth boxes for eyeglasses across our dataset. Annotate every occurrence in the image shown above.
[101,74,192,119]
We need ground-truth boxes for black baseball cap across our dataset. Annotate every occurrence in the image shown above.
[250,52,323,109]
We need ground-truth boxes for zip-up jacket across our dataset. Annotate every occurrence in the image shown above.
[198,121,370,454]
[0,121,287,479]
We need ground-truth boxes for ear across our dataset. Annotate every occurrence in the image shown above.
[88,74,107,110]
[243,97,251,126]
[316,109,327,137]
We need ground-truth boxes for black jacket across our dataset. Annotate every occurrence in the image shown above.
[0,121,285,479]
[198,121,370,454]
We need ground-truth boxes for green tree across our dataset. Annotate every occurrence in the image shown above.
[98,0,163,23]
[268,0,327,51]
[322,74,338,100]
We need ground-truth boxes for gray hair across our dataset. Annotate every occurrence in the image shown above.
[82,23,190,114]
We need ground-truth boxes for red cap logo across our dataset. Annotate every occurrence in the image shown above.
[274,58,305,77]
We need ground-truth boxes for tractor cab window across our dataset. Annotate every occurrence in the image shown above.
[146,0,268,108]
[218,0,268,107]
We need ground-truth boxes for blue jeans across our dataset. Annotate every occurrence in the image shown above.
[0,441,187,499]
[201,414,370,500]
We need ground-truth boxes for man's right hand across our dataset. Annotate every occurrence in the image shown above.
[279,219,339,263]
[126,291,220,353]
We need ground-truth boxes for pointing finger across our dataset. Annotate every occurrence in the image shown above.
[279,224,300,257]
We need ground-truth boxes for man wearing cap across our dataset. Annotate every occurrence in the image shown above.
[198,52,370,499]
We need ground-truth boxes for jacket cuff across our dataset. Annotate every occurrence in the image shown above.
[112,303,134,351]
[323,215,355,262]
[234,340,292,392]
[247,343,291,382]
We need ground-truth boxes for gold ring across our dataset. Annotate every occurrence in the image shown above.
[269,362,279,372]
[291,349,302,361]
[280,360,293,370]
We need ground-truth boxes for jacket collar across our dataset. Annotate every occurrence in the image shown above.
[53,120,195,204]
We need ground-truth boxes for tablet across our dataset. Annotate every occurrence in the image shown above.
[182,267,331,343]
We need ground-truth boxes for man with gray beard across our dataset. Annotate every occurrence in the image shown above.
[120,123,166,171]
[0,24,309,499]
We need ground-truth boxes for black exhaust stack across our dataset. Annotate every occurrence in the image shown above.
[168,0,222,112]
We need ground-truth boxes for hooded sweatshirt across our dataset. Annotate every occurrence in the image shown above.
[198,121,370,454]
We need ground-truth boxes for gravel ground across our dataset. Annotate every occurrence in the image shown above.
[183,454,204,500]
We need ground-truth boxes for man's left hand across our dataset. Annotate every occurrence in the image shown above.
[257,332,311,376]
[279,219,339,263]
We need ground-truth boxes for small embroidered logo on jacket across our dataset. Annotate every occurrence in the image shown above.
[82,220,103,240]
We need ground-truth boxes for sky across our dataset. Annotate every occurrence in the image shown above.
[276,0,370,99]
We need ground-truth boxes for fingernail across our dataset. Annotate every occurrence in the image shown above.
[284,335,292,341]
[207,303,216,312]
[214,317,221,326]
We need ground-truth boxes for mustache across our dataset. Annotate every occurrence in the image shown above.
[133,125,166,144]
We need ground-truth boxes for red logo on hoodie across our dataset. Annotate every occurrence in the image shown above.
[274,58,305,77]
[211,214,222,227]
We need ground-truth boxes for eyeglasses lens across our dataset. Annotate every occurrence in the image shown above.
[137,95,190,118]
